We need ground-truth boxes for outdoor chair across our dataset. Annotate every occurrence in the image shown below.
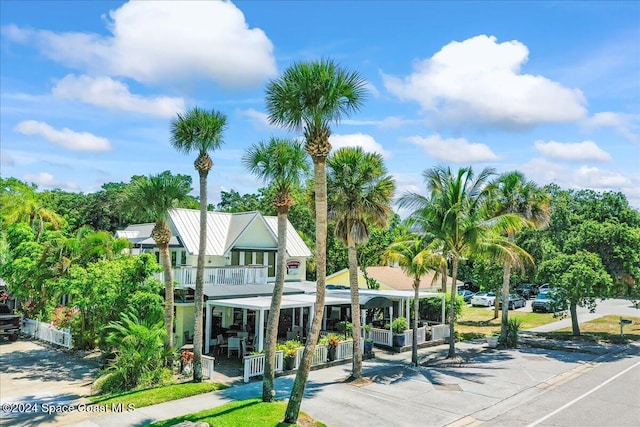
[184,330,194,345]
[217,334,228,356]
[227,337,241,358]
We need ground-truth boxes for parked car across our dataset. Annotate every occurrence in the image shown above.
[0,304,21,342]
[458,290,476,303]
[470,292,496,307]
[499,293,527,310]
[532,292,554,312]
[537,284,551,294]
[515,284,536,299]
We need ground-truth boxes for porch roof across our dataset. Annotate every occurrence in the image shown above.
[207,294,351,311]
[197,284,306,300]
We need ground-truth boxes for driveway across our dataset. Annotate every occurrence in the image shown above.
[0,339,100,426]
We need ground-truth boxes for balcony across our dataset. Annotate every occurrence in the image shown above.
[154,265,268,287]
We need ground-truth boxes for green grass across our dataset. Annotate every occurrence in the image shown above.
[456,306,556,340]
[548,315,640,343]
[89,381,228,409]
[149,398,327,427]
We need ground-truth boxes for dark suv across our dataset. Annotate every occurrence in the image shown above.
[515,284,536,299]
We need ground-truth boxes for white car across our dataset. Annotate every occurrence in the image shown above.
[470,292,496,307]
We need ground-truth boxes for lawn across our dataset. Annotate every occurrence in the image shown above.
[149,398,326,427]
[89,381,228,409]
[456,306,556,340]
[549,314,640,343]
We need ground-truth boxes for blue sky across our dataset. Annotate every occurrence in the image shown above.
[1,1,639,212]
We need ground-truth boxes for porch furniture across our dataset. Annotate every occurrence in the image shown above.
[216,334,228,355]
[228,337,241,358]
[184,330,194,345]
[237,331,249,339]
[240,338,249,359]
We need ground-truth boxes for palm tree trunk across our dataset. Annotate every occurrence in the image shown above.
[158,242,175,350]
[193,169,208,382]
[262,207,289,401]
[285,158,327,424]
[499,232,515,344]
[570,302,580,336]
[348,241,362,379]
[447,257,459,358]
[412,278,420,366]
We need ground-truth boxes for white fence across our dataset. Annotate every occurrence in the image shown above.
[21,318,72,349]
[243,339,363,383]
[370,324,448,347]
[154,265,268,287]
[201,355,216,380]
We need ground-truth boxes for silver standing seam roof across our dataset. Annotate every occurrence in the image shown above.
[115,223,182,246]
[168,208,312,258]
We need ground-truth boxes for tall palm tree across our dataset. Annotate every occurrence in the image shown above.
[266,58,368,423]
[384,236,445,366]
[400,165,531,358]
[243,138,310,402]
[488,171,550,344]
[327,147,395,378]
[170,107,227,381]
[127,173,192,350]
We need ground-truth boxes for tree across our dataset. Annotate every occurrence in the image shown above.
[266,58,367,423]
[126,172,192,349]
[171,107,227,382]
[243,138,310,402]
[327,147,395,377]
[400,166,530,358]
[536,251,613,335]
[488,171,549,342]
[384,236,445,366]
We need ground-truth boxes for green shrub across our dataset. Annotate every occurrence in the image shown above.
[500,318,522,348]
[391,317,408,335]
[414,295,465,323]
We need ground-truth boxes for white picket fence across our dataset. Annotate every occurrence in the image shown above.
[243,339,363,383]
[21,318,72,349]
[201,355,216,379]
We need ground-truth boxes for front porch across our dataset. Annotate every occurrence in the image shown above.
[155,265,268,288]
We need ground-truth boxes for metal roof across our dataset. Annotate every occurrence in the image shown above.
[168,208,312,257]
[196,284,306,300]
[206,294,351,311]
[115,223,181,246]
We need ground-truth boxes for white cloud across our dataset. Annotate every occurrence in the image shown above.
[21,172,80,191]
[237,108,272,128]
[14,120,111,151]
[1,151,15,166]
[405,134,499,163]
[52,74,185,117]
[534,140,611,162]
[3,1,276,87]
[581,112,638,142]
[383,35,587,130]
[329,133,391,158]
[573,166,630,188]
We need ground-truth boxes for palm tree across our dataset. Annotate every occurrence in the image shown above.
[127,173,192,350]
[327,147,395,378]
[242,138,310,402]
[384,236,445,366]
[265,58,368,423]
[488,171,550,343]
[400,165,531,358]
[170,107,227,382]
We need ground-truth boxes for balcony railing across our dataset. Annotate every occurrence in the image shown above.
[154,265,268,287]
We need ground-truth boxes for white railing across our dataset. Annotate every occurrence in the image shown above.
[201,355,215,379]
[370,327,392,346]
[243,339,363,383]
[431,324,450,341]
[154,266,268,287]
[21,318,72,349]
[403,326,428,345]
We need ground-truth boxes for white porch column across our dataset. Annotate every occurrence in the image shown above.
[308,305,314,337]
[322,306,326,330]
[406,298,410,326]
[441,294,446,324]
[292,308,296,329]
[361,309,367,337]
[205,302,212,352]
[389,304,394,346]
[254,310,259,340]
[258,309,265,352]
[299,307,303,329]
[242,309,248,330]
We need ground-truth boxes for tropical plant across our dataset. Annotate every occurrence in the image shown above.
[399,165,531,359]
[243,137,310,401]
[500,318,522,348]
[126,172,192,350]
[488,171,550,342]
[99,308,173,393]
[171,107,227,382]
[327,146,395,378]
[265,58,367,423]
[384,236,445,366]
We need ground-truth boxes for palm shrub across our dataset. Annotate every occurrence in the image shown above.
[499,318,522,348]
[97,308,173,393]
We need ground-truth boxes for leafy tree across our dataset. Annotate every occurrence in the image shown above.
[385,236,445,366]
[216,189,262,213]
[400,166,530,359]
[266,58,367,423]
[171,107,227,382]
[243,137,310,402]
[327,147,395,377]
[126,172,192,349]
[536,251,613,335]
[487,171,549,340]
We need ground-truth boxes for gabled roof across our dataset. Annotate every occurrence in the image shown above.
[327,266,461,292]
[167,208,312,258]
[115,223,181,246]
